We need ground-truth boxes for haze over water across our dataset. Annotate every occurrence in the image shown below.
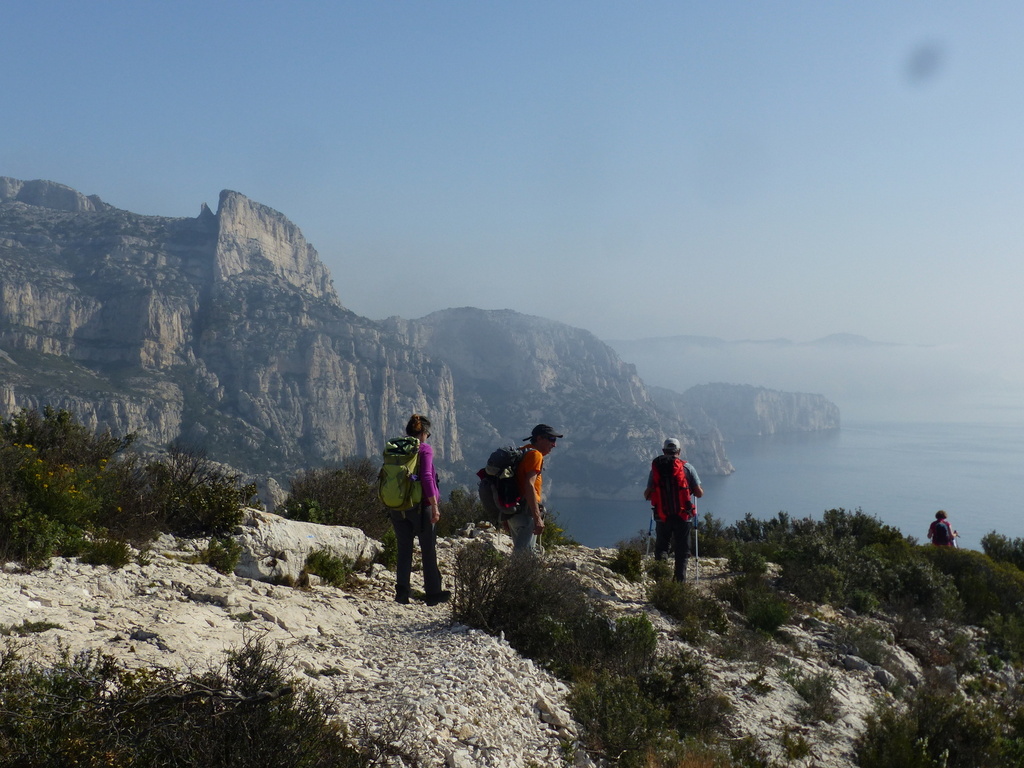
[552,419,1024,553]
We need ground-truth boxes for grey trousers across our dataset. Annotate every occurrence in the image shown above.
[390,505,443,598]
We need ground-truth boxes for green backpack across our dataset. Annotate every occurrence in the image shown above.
[377,436,423,510]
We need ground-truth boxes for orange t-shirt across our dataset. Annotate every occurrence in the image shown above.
[515,445,543,504]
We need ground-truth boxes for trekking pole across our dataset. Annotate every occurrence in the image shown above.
[645,511,654,558]
[692,506,699,585]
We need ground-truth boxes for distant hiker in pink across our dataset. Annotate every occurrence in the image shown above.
[927,510,958,547]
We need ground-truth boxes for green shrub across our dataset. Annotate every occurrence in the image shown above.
[1,620,63,636]
[646,557,672,582]
[79,538,133,568]
[785,669,838,724]
[540,506,578,548]
[0,502,65,569]
[693,512,733,557]
[280,459,388,539]
[923,546,1024,630]
[856,683,1011,768]
[570,670,666,768]
[0,637,366,767]
[452,544,655,679]
[138,443,255,536]
[607,546,644,582]
[304,549,355,588]
[648,578,729,641]
[0,406,132,469]
[202,537,242,575]
[378,527,398,570]
[727,546,768,576]
[981,531,1024,571]
[436,486,492,536]
[717,574,791,635]
[639,651,731,739]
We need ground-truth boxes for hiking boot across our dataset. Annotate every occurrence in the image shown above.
[424,590,451,606]
[395,586,411,605]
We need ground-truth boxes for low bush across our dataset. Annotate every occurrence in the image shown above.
[648,579,729,641]
[570,669,666,768]
[856,682,1016,768]
[783,669,838,724]
[79,538,133,568]
[980,530,1024,571]
[304,549,355,588]
[436,486,492,536]
[608,546,644,582]
[279,458,389,540]
[453,544,653,678]
[201,537,243,575]
[0,407,131,566]
[134,442,256,536]
[716,574,792,635]
[646,557,672,582]
[0,636,366,767]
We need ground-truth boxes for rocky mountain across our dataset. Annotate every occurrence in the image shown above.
[385,308,732,496]
[0,178,459,482]
[653,383,841,440]
[0,177,734,499]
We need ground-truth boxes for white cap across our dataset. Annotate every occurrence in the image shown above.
[663,438,681,452]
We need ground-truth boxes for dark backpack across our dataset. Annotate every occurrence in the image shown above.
[377,436,422,511]
[932,519,952,545]
[477,445,530,517]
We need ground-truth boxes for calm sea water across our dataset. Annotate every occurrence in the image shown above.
[549,421,1024,552]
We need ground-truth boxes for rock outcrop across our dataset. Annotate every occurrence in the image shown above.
[0,178,460,478]
[656,383,841,440]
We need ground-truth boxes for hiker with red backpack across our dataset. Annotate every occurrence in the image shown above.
[644,438,704,582]
[928,510,959,548]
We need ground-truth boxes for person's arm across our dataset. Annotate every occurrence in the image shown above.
[523,470,544,534]
[643,469,654,500]
[419,444,441,524]
[686,464,704,498]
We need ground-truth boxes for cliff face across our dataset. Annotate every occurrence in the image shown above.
[385,308,733,496]
[0,178,459,476]
[0,177,737,498]
[662,383,841,440]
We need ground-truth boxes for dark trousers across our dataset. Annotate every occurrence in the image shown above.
[654,516,693,582]
[389,505,443,598]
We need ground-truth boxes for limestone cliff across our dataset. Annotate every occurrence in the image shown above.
[658,382,841,440]
[385,308,734,496]
[0,177,732,498]
[0,178,459,477]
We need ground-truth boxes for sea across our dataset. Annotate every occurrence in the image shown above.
[549,420,1024,552]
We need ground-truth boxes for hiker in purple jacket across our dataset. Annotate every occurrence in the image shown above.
[389,414,450,606]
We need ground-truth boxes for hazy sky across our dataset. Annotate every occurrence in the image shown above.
[4,3,1023,380]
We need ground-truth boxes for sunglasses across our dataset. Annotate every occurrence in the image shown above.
[545,436,557,443]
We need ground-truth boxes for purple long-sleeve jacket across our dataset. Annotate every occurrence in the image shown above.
[418,442,439,502]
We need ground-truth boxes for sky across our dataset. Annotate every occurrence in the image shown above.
[4,1,1024,413]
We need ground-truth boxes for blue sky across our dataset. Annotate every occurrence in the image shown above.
[4,2,1024,396]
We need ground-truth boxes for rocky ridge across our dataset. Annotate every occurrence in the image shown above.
[654,383,841,440]
[385,308,733,496]
[0,510,955,768]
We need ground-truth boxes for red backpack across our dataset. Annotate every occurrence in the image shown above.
[649,455,694,522]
